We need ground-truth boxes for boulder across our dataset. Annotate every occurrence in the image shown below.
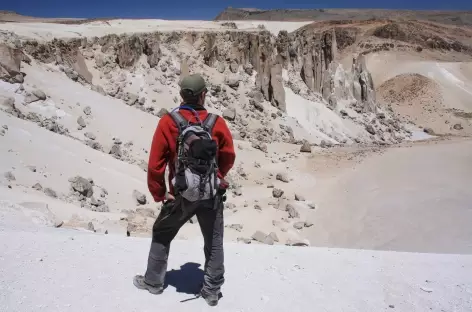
[84,132,96,140]
[227,224,243,232]
[286,239,310,247]
[44,187,57,198]
[133,190,147,205]
[251,231,274,245]
[225,74,240,89]
[365,124,376,135]
[109,144,122,159]
[157,108,169,118]
[222,108,236,121]
[83,106,92,116]
[77,116,86,128]
[69,176,94,198]
[276,173,289,183]
[4,171,15,181]
[272,188,284,198]
[32,183,43,191]
[293,221,304,230]
[300,140,311,153]
[286,204,300,218]
[268,232,279,242]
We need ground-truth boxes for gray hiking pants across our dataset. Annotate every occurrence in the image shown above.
[144,195,225,295]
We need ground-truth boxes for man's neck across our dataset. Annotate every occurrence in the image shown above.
[180,103,205,111]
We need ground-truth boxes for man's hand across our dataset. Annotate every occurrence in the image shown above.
[165,192,175,201]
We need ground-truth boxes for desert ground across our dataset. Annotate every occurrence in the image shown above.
[1,9,471,311]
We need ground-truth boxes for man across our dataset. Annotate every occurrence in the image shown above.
[133,74,236,307]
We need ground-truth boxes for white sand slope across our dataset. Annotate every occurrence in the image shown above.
[307,138,472,254]
[0,213,471,312]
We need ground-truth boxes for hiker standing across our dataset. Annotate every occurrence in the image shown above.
[134,74,236,306]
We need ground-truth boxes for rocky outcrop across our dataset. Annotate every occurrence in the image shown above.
[0,43,30,83]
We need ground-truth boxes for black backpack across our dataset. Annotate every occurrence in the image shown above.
[169,110,220,201]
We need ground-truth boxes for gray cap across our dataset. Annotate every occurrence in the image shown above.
[179,74,207,96]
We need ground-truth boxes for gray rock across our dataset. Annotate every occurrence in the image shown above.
[87,222,95,232]
[276,173,289,183]
[32,182,43,191]
[222,108,236,121]
[32,89,46,101]
[229,61,239,73]
[269,232,279,242]
[64,68,79,81]
[249,99,264,112]
[2,125,8,130]
[252,231,274,245]
[217,62,225,73]
[55,220,64,228]
[4,171,15,181]
[113,138,122,145]
[307,202,316,209]
[251,142,268,153]
[300,140,311,153]
[126,93,139,106]
[293,221,304,230]
[44,187,57,198]
[83,106,92,115]
[453,123,463,130]
[109,144,122,159]
[365,124,376,135]
[254,204,262,211]
[294,193,305,201]
[423,127,434,135]
[77,116,86,128]
[84,132,96,140]
[227,224,243,232]
[286,239,310,247]
[133,190,147,205]
[0,129,5,136]
[157,108,169,118]
[225,74,240,89]
[69,176,94,197]
[232,188,242,196]
[244,64,253,76]
[251,231,267,243]
[138,97,145,105]
[272,188,284,198]
[27,165,36,172]
[304,220,314,228]
[237,237,252,244]
[91,85,107,96]
[286,204,300,218]
[85,140,103,151]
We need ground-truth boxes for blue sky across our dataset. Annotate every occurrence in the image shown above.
[3,0,472,20]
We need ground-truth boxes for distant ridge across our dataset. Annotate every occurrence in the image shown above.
[214,7,472,26]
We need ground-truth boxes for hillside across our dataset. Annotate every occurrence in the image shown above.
[215,7,472,26]
[0,16,471,252]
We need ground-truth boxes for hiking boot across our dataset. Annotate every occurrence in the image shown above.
[200,289,219,306]
[133,275,164,295]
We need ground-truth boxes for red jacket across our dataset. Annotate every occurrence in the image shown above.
[147,107,236,202]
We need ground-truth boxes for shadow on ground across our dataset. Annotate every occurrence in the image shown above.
[164,262,204,295]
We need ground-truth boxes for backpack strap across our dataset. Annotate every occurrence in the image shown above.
[169,111,188,133]
[202,113,218,133]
